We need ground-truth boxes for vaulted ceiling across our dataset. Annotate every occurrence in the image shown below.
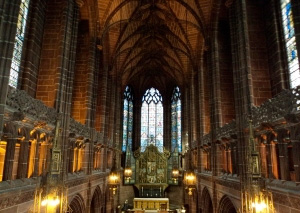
[79,0,218,94]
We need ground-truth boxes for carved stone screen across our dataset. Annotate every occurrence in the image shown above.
[134,144,170,197]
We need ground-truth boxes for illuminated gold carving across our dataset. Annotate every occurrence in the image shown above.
[136,144,168,184]
[0,141,7,181]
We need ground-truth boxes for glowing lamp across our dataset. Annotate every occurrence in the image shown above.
[124,167,132,180]
[252,201,267,212]
[183,170,196,196]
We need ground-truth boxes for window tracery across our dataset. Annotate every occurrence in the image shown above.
[9,0,31,88]
[141,88,163,152]
[281,0,300,88]
[171,87,182,152]
[122,86,133,152]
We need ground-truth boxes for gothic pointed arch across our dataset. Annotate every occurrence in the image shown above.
[69,194,85,213]
[201,187,213,213]
[91,186,103,213]
[122,85,134,152]
[140,87,163,152]
[218,195,237,213]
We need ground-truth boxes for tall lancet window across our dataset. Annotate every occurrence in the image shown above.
[122,86,134,152]
[9,0,31,88]
[141,88,163,152]
[171,87,182,152]
[281,0,300,88]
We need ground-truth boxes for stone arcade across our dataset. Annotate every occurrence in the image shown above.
[0,0,300,212]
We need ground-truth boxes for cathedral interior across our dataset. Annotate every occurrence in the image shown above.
[1,0,300,212]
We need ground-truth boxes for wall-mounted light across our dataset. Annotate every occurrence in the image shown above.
[183,170,196,196]
[35,186,68,212]
[172,167,179,183]
[124,167,132,180]
[109,154,120,195]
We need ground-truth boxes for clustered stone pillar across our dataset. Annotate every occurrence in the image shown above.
[0,0,21,137]
[17,138,29,179]
[2,135,17,181]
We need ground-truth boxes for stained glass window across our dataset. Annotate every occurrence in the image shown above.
[171,87,182,152]
[141,88,163,152]
[281,0,300,88]
[122,86,134,152]
[9,0,30,88]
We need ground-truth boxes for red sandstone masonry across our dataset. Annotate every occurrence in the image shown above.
[21,0,47,97]
[246,0,272,106]
[71,28,89,124]
[36,0,65,108]
[218,20,235,125]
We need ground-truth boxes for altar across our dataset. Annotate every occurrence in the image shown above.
[133,198,169,210]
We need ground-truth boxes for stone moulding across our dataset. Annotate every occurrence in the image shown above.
[215,120,237,141]
[202,133,211,146]
[6,87,57,126]
[5,87,96,140]
[251,88,299,128]
[0,190,35,210]
[202,88,300,146]
[69,117,91,138]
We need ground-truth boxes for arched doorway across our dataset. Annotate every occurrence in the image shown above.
[69,194,85,213]
[218,195,237,213]
[91,186,103,213]
[201,187,213,213]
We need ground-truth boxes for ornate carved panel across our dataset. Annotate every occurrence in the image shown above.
[135,144,169,184]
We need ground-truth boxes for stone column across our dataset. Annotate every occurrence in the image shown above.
[163,98,171,151]
[101,147,107,172]
[2,136,17,181]
[83,140,92,174]
[277,129,290,180]
[228,0,253,185]
[0,0,21,137]
[20,0,47,97]
[17,139,29,179]
[69,142,75,173]
[133,101,142,151]
[197,59,205,172]
[33,137,40,177]
[267,141,277,179]
[230,140,237,174]
[291,140,300,181]
[290,124,300,182]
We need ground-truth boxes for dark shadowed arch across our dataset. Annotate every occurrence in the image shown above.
[91,186,103,213]
[218,195,237,213]
[69,194,85,213]
[201,187,213,213]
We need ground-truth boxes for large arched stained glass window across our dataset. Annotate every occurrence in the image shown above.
[171,87,182,152]
[9,0,31,88]
[122,86,133,152]
[141,88,163,152]
[281,0,300,88]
